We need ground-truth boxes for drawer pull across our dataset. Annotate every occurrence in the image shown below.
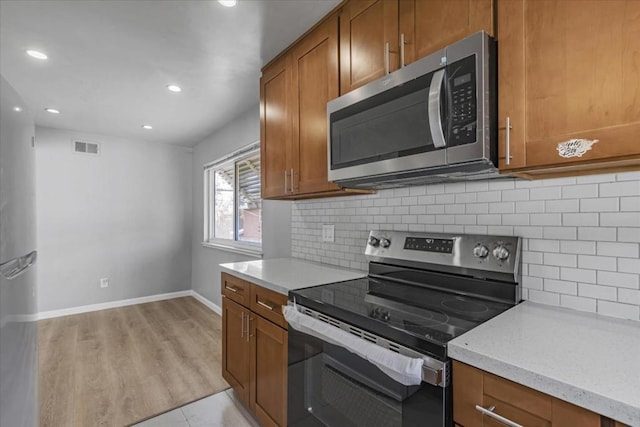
[257,300,275,311]
[475,405,523,427]
[225,285,240,293]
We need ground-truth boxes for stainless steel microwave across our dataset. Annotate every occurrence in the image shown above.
[327,31,497,188]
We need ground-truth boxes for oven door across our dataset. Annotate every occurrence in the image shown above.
[287,325,451,427]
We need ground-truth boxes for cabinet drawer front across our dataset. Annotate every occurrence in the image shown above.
[484,373,552,420]
[251,285,288,329]
[481,396,551,427]
[221,273,251,307]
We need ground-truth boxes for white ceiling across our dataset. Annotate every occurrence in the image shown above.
[0,0,340,147]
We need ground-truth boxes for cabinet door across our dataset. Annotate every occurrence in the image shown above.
[221,297,250,406]
[250,316,288,427]
[498,0,640,172]
[453,361,484,427]
[339,0,399,94]
[399,0,494,66]
[261,54,293,198]
[291,16,341,195]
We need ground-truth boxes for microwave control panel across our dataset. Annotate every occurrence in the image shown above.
[448,55,477,147]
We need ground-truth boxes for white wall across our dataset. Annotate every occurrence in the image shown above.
[191,106,291,307]
[292,172,640,321]
[35,127,193,312]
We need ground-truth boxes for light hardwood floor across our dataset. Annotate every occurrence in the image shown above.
[38,297,229,427]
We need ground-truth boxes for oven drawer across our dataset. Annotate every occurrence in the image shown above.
[221,272,251,307]
[251,285,288,329]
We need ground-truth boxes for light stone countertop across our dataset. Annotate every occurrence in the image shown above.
[448,300,640,426]
[219,258,367,295]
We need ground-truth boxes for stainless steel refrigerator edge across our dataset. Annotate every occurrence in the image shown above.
[0,75,39,426]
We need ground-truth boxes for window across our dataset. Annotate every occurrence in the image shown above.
[204,142,262,255]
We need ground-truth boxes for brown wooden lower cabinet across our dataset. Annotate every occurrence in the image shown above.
[453,361,629,427]
[221,273,288,427]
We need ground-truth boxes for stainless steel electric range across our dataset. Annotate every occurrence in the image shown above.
[285,230,521,427]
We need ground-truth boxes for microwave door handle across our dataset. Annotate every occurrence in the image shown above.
[428,69,447,149]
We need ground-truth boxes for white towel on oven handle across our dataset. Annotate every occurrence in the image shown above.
[283,305,424,386]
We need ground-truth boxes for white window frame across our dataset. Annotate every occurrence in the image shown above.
[202,141,262,257]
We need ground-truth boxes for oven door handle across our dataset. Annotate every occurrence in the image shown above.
[284,304,446,387]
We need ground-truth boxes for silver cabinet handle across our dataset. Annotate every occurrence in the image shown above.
[246,316,253,342]
[240,312,244,338]
[284,170,288,194]
[290,167,295,192]
[475,405,523,427]
[257,300,275,311]
[400,33,406,68]
[428,69,447,149]
[505,116,512,166]
[384,42,390,75]
[225,284,239,293]
[0,250,37,280]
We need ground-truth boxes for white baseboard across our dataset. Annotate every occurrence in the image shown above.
[191,291,222,315]
[37,290,193,320]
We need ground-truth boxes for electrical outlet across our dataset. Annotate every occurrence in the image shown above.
[322,224,335,242]
[100,278,109,288]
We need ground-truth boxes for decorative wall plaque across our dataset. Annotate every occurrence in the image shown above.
[556,139,599,158]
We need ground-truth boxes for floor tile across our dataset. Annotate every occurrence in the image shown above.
[133,408,188,427]
[224,389,261,427]
[181,392,254,427]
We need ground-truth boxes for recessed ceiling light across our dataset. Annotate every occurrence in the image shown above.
[142,125,153,130]
[13,106,23,112]
[167,84,182,93]
[26,50,48,60]
[44,108,60,114]
[218,0,237,7]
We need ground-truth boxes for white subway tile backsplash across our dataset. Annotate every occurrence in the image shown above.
[580,197,619,212]
[560,240,596,255]
[620,196,640,212]
[560,294,597,312]
[618,258,640,274]
[531,213,562,226]
[543,253,577,268]
[578,255,618,272]
[529,239,559,252]
[530,187,562,200]
[529,264,560,279]
[562,184,599,199]
[292,171,640,320]
[599,181,640,197]
[560,267,596,283]
[597,271,639,289]
[578,227,617,242]
[544,279,577,295]
[543,227,577,240]
[597,242,639,258]
[578,283,617,301]
[516,200,545,213]
[618,289,640,305]
[528,290,560,305]
[600,212,640,227]
[597,301,639,320]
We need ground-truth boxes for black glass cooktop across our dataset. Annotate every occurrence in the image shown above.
[289,277,514,359]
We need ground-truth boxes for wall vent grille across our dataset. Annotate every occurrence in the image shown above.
[73,140,100,155]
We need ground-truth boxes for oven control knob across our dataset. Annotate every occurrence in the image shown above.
[473,244,489,258]
[368,236,380,247]
[380,238,391,248]
[492,245,510,261]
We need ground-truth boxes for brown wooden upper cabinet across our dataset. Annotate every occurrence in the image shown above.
[498,0,640,177]
[339,0,494,94]
[261,13,370,199]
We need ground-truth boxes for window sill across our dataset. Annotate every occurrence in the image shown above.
[201,241,263,258]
